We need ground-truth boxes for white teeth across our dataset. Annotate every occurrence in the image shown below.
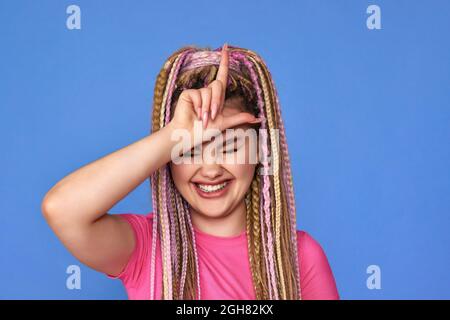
[197,181,228,193]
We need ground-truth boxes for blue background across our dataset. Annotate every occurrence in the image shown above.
[1,0,449,299]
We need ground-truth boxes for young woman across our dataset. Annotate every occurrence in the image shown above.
[42,43,339,300]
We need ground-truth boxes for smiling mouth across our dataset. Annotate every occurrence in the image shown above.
[192,180,232,198]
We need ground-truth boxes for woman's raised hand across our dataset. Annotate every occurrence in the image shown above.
[169,43,261,134]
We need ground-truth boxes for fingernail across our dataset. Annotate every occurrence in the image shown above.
[223,43,228,51]
[202,111,209,128]
[250,118,263,123]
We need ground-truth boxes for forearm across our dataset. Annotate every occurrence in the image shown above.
[42,123,178,225]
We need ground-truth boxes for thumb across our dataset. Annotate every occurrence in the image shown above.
[221,112,263,130]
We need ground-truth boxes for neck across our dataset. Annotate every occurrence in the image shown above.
[190,200,247,237]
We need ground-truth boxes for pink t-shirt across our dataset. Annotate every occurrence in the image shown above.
[107,212,339,300]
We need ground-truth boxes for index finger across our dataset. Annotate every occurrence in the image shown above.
[216,43,229,92]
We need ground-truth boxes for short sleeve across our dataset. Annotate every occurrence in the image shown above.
[106,213,152,286]
[297,230,340,300]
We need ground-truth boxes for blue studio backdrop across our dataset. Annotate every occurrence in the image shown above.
[1,0,449,299]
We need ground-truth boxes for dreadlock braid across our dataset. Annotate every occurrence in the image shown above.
[245,190,257,297]
[158,53,182,299]
[250,53,300,299]
[248,55,287,299]
[264,67,302,299]
[251,172,266,299]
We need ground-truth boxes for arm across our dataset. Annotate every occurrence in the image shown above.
[41,123,179,276]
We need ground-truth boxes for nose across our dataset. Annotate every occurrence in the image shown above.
[199,162,224,181]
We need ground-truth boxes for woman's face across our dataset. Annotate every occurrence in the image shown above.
[170,100,259,219]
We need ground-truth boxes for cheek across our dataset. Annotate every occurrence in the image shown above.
[170,163,194,189]
[226,163,256,185]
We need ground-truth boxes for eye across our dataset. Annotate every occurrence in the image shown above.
[184,148,199,158]
[223,147,239,154]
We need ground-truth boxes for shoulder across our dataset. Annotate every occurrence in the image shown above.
[295,230,340,300]
[296,229,332,271]
[296,230,327,259]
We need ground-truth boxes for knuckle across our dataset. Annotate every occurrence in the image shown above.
[200,87,211,96]
[181,89,194,97]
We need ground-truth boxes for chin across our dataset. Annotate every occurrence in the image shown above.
[195,205,230,219]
